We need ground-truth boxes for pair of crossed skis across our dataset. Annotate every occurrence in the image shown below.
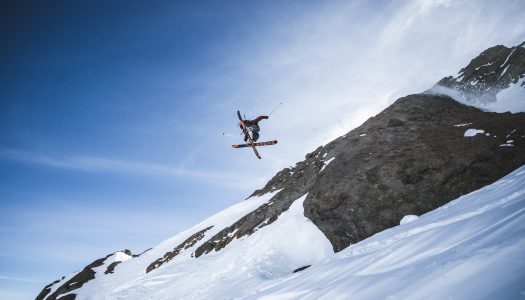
[232,110,277,159]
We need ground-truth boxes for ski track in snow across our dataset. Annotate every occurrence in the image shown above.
[66,166,525,300]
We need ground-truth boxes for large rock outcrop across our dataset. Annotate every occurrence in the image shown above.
[175,41,525,257]
[303,94,525,251]
[191,93,524,254]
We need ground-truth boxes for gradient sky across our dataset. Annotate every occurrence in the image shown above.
[1,0,524,299]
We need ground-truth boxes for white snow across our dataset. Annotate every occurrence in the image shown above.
[359,133,367,137]
[56,165,525,300]
[498,64,510,79]
[319,157,335,173]
[400,215,419,225]
[69,189,334,299]
[506,129,517,139]
[500,47,517,68]
[454,123,472,127]
[474,62,494,71]
[44,271,79,298]
[427,79,525,113]
[249,165,525,299]
[464,129,485,137]
[500,138,515,147]
[492,77,525,113]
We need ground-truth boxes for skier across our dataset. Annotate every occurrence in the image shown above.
[234,110,277,159]
[241,115,269,142]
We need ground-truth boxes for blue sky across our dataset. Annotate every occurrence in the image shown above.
[1,0,524,298]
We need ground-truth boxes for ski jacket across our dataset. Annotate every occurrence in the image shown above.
[244,116,268,126]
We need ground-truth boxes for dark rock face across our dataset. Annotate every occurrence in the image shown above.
[434,41,525,104]
[104,262,121,274]
[35,279,61,300]
[36,250,134,300]
[36,254,111,300]
[147,226,213,273]
[303,94,525,251]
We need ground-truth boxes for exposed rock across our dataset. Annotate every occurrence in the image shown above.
[194,147,328,258]
[303,94,525,251]
[35,279,61,300]
[146,226,213,273]
[293,265,311,273]
[36,254,111,300]
[37,250,135,300]
[133,248,152,257]
[432,41,525,104]
[104,262,121,274]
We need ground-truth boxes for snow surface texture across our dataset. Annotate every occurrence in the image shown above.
[250,166,525,300]
[58,165,525,299]
[70,191,333,299]
[491,77,525,113]
[400,215,419,225]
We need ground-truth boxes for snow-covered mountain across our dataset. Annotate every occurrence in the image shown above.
[428,41,525,112]
[37,42,525,300]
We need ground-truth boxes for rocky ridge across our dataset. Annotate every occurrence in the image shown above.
[433,41,525,104]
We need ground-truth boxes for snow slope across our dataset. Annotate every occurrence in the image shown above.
[59,165,525,299]
[247,165,525,300]
[65,190,333,299]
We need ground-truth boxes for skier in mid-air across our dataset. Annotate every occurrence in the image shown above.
[233,110,277,159]
[240,115,269,142]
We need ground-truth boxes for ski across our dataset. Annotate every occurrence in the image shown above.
[232,140,278,148]
[237,110,262,159]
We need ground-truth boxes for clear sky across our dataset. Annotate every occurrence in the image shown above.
[1,0,524,298]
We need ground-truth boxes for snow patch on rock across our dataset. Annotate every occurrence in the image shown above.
[320,157,335,173]
[454,123,472,127]
[464,129,485,137]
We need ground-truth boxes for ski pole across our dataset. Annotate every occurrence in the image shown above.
[222,132,237,137]
[269,102,282,116]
